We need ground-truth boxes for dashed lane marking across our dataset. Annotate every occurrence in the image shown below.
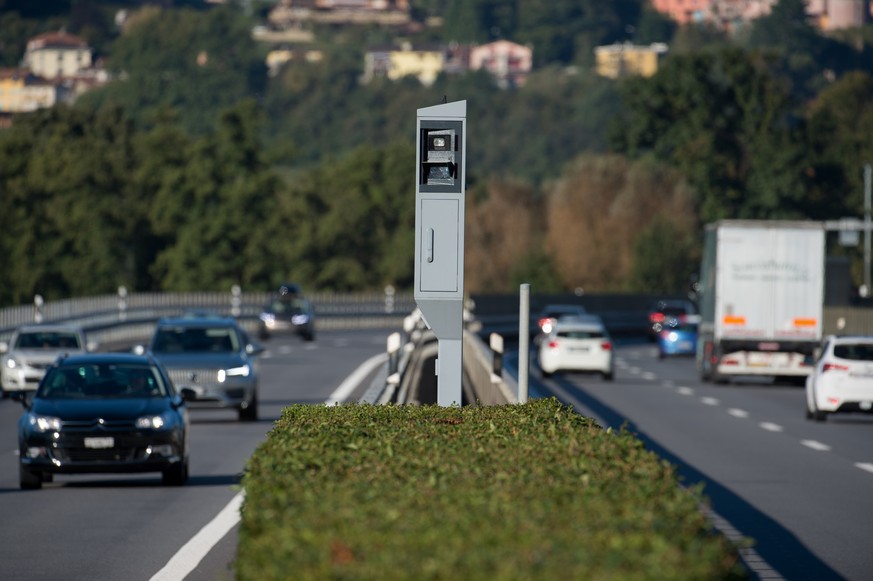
[728,408,750,418]
[855,463,873,474]
[801,440,831,452]
[760,422,783,432]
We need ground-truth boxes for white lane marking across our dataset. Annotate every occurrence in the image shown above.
[760,422,783,432]
[855,463,873,474]
[150,492,245,581]
[701,397,720,406]
[676,386,694,396]
[728,408,749,418]
[324,353,388,406]
[151,353,387,580]
[641,372,657,381]
[801,440,831,452]
[699,504,784,580]
[629,366,641,374]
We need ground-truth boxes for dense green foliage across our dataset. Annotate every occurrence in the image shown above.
[238,398,747,580]
[3,0,873,303]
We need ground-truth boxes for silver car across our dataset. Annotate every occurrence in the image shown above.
[144,315,264,421]
[1,324,93,395]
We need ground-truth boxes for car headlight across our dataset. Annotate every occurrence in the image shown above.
[5,356,19,369]
[259,313,275,324]
[28,414,61,433]
[218,365,250,383]
[291,314,310,325]
[136,413,170,429]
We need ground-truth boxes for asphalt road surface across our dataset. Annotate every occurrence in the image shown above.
[0,328,390,581]
[518,342,873,581]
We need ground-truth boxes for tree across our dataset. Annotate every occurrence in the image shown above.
[544,154,697,293]
[610,48,807,222]
[81,4,266,135]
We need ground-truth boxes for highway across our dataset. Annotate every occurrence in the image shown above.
[521,342,873,581]
[2,329,871,580]
[0,329,389,581]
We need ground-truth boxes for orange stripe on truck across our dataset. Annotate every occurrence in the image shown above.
[793,318,817,327]
[723,315,746,325]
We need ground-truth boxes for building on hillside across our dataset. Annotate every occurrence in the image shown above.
[651,0,712,24]
[22,31,93,79]
[268,0,411,29]
[361,42,444,85]
[0,69,67,113]
[594,42,669,79]
[469,40,533,88]
[266,47,324,76]
[656,0,869,32]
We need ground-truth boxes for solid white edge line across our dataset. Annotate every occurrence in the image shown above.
[150,352,387,580]
[324,352,388,406]
[149,492,245,581]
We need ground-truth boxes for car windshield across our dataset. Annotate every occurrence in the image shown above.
[269,299,307,314]
[15,332,81,350]
[833,344,873,361]
[152,326,239,354]
[38,363,168,399]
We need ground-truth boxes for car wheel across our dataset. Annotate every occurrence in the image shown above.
[258,329,270,341]
[239,391,258,422]
[812,409,828,422]
[303,331,315,342]
[20,464,42,490]
[603,371,614,381]
[162,458,188,486]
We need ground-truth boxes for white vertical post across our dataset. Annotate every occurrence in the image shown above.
[865,163,871,293]
[518,283,530,403]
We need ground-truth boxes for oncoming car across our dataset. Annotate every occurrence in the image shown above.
[657,318,698,359]
[13,352,192,490]
[1,324,93,396]
[257,284,315,341]
[806,335,873,422]
[538,316,614,380]
[536,304,588,336]
[145,315,264,421]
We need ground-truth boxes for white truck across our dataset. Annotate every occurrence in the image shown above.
[697,220,825,384]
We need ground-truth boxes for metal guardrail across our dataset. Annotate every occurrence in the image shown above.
[0,289,417,347]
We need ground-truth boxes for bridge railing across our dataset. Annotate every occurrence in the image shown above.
[0,289,416,347]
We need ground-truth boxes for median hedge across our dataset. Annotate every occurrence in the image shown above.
[237,398,747,580]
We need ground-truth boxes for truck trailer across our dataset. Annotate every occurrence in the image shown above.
[697,220,825,384]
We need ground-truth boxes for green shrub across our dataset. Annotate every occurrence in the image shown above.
[238,398,747,580]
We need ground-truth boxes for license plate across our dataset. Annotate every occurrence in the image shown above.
[84,437,114,449]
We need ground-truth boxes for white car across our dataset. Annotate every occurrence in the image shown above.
[806,335,873,422]
[0,324,92,395]
[538,316,614,380]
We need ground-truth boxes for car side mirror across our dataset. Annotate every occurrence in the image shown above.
[0,341,8,353]
[246,343,265,356]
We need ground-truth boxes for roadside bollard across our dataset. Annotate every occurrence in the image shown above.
[490,332,503,378]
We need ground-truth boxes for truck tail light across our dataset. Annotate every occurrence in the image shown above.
[822,363,849,373]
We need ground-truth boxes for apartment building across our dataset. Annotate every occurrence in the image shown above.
[594,43,669,79]
[653,0,869,31]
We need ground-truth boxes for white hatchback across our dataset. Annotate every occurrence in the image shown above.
[806,335,873,421]
[538,316,614,380]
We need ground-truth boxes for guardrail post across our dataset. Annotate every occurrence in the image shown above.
[34,294,44,323]
[384,285,395,314]
[118,286,128,322]
[387,331,402,386]
[490,332,503,378]
[231,284,241,317]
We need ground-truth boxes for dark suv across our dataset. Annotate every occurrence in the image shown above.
[145,314,263,421]
[257,283,315,341]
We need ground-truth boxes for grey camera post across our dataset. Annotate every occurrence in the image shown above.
[414,100,467,407]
